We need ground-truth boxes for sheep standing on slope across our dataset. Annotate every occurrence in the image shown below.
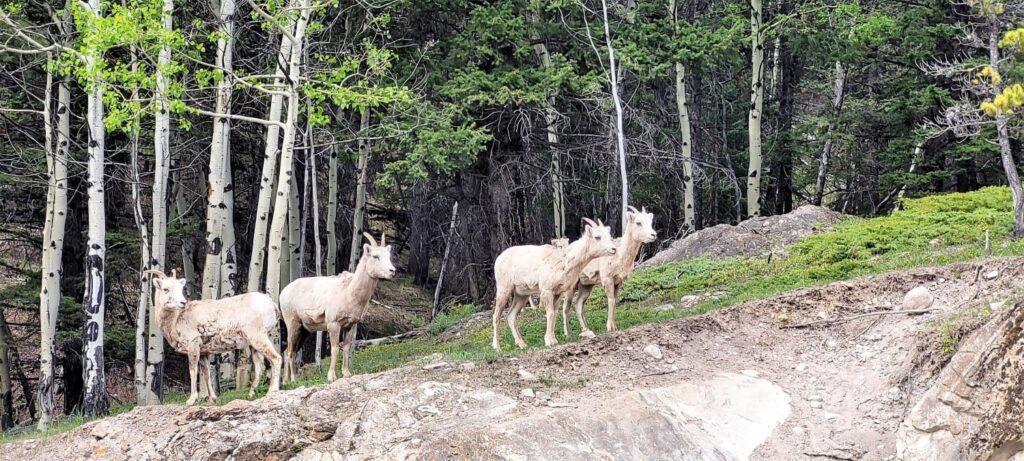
[562,206,657,337]
[492,218,616,350]
[145,270,282,405]
[280,232,395,382]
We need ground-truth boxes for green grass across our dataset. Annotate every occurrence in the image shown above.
[6,186,1024,444]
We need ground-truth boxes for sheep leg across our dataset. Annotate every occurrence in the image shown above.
[250,334,282,394]
[186,351,200,406]
[491,285,512,351]
[605,281,620,332]
[249,348,265,398]
[201,356,217,403]
[541,292,559,347]
[341,324,357,379]
[575,285,595,338]
[283,321,302,383]
[561,291,572,338]
[507,295,529,349]
[326,323,342,383]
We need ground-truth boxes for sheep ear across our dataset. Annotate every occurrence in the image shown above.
[152,278,163,289]
[363,243,371,255]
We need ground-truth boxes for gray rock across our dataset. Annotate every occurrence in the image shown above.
[644,344,664,360]
[902,286,934,310]
[517,369,539,382]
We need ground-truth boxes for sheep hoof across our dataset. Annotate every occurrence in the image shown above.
[544,338,558,347]
[515,341,528,349]
[580,330,596,339]
[186,395,198,406]
[248,391,256,399]
[491,343,501,352]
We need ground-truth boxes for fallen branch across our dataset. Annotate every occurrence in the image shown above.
[353,330,421,350]
[782,307,937,329]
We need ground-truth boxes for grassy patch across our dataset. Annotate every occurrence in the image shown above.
[6,186,1024,444]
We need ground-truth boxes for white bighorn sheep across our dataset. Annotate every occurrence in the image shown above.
[492,219,616,350]
[527,238,570,311]
[280,232,395,382]
[145,269,282,405]
[562,206,657,337]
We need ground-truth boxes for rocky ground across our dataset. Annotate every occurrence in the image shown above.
[643,205,846,267]
[6,257,1024,460]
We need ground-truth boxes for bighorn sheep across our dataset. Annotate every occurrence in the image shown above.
[527,238,570,311]
[492,219,616,350]
[280,232,395,382]
[145,270,282,405]
[562,206,656,337]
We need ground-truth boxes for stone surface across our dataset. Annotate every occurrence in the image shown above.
[902,286,934,311]
[644,344,664,360]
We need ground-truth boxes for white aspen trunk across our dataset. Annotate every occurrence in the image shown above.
[531,14,566,239]
[173,169,198,290]
[326,144,339,274]
[37,54,68,429]
[988,17,1024,237]
[669,0,695,232]
[813,61,846,206]
[265,0,313,306]
[746,0,765,218]
[144,0,173,405]
[599,0,630,230]
[201,0,235,301]
[220,129,237,297]
[81,0,109,417]
[126,53,151,404]
[349,109,370,271]
[247,27,295,294]
[288,174,301,280]
[308,130,324,369]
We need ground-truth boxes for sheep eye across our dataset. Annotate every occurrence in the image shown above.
[373,255,380,260]
[595,236,602,240]
[163,288,169,293]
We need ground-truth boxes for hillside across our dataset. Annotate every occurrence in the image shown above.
[4,187,1024,460]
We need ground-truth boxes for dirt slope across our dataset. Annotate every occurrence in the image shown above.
[643,205,846,267]
[6,258,1024,460]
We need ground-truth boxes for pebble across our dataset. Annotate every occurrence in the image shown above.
[902,286,934,310]
[422,362,449,370]
[460,362,476,371]
[643,344,663,360]
[795,363,807,372]
[520,388,535,398]
[517,369,539,382]
[983,269,1000,280]
[655,304,675,311]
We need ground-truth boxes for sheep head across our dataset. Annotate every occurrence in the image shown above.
[361,232,397,279]
[626,206,658,243]
[581,218,616,258]
[146,269,187,309]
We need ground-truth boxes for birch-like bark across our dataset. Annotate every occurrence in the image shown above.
[80,0,109,417]
[669,0,695,232]
[432,202,459,318]
[37,52,68,429]
[173,168,198,290]
[531,14,566,239]
[127,53,152,404]
[220,129,237,297]
[349,109,370,271]
[0,309,12,429]
[288,174,301,280]
[746,0,765,218]
[599,0,630,229]
[813,61,846,206]
[249,5,297,294]
[266,0,313,305]
[326,145,339,274]
[144,0,173,404]
[201,0,236,301]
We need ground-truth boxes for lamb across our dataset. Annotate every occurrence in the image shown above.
[561,206,657,337]
[280,232,395,382]
[145,269,282,405]
[491,218,617,350]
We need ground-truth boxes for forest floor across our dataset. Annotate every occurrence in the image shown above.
[3,187,1024,458]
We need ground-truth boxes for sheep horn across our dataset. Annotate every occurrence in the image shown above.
[598,219,604,227]
[627,205,639,214]
[380,233,386,246]
[642,206,647,213]
[144,269,167,279]
[582,218,598,228]
[171,268,178,278]
[363,232,378,246]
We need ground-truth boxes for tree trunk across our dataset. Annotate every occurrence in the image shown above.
[143,0,173,405]
[772,0,799,215]
[531,15,566,239]
[201,0,236,301]
[326,145,339,275]
[127,53,152,404]
[988,16,1024,238]
[746,0,764,218]
[813,61,847,206]
[38,51,68,429]
[432,202,459,318]
[599,0,630,230]
[265,0,313,306]
[173,167,198,291]
[81,0,109,418]
[247,28,295,294]
[669,0,695,233]
[0,308,12,429]
[349,109,371,271]
[220,130,238,297]
[288,174,301,280]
